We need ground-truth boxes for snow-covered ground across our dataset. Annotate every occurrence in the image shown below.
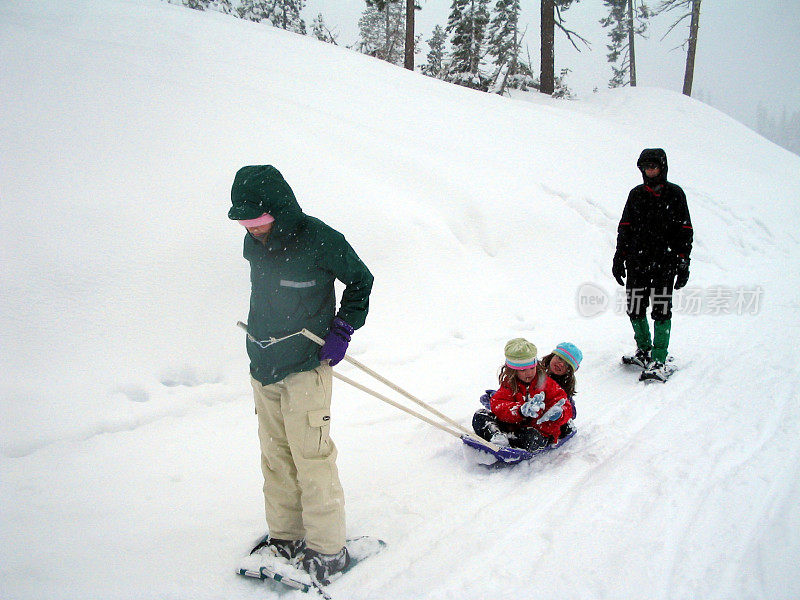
[2,1,800,598]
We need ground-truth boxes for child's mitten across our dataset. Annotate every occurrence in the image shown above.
[520,392,546,418]
[536,398,567,424]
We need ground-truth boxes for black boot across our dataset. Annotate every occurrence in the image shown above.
[472,409,509,445]
[250,536,305,561]
[640,361,676,382]
[516,428,552,453]
[622,348,651,368]
[301,546,351,585]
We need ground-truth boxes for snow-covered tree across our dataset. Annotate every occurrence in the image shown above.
[444,0,491,91]
[312,13,338,44]
[356,1,407,66]
[422,25,447,78]
[550,67,575,98]
[237,1,269,23]
[486,0,533,94]
[363,0,420,70]
[504,43,537,92]
[275,0,306,34]
[174,0,233,13]
[238,0,306,34]
[600,0,650,88]
[213,0,233,13]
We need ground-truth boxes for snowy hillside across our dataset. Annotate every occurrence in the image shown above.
[2,1,800,599]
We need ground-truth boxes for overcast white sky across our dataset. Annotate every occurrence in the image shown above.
[304,1,800,129]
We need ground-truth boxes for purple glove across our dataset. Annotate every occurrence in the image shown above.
[319,317,354,366]
[479,390,496,410]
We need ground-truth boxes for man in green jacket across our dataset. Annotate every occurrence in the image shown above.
[229,165,373,584]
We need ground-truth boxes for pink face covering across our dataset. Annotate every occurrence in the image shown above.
[238,213,275,227]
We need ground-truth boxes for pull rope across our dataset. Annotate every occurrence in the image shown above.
[235,321,305,349]
[236,321,500,453]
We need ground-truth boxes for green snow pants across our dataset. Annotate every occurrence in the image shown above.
[630,317,671,363]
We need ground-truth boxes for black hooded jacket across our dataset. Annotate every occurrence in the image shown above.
[615,148,693,271]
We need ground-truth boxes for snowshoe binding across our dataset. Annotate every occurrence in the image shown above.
[622,348,651,368]
[250,536,305,561]
[639,360,676,383]
[301,546,351,586]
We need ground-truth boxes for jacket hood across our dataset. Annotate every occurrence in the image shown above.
[637,148,668,185]
[228,165,304,238]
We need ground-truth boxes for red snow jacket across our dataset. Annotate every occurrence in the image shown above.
[490,372,573,442]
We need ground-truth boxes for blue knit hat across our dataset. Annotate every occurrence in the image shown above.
[552,342,582,371]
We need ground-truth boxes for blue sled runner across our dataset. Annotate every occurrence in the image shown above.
[462,389,577,467]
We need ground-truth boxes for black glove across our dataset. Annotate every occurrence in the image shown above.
[612,252,626,286]
[674,257,690,290]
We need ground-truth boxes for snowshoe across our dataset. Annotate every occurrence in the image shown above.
[621,348,651,368]
[238,535,386,593]
[639,360,676,383]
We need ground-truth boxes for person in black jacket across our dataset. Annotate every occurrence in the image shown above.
[613,148,693,381]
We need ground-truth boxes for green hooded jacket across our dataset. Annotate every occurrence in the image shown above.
[230,166,374,386]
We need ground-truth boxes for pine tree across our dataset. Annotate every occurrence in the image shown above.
[540,0,588,96]
[357,1,407,66]
[237,0,306,34]
[444,0,491,91]
[170,0,233,14]
[422,25,447,78]
[403,0,421,71]
[600,0,650,88]
[312,14,338,44]
[365,0,393,9]
[276,0,306,34]
[237,1,270,23]
[365,1,420,70]
[211,0,233,14]
[486,0,533,94]
[551,67,575,98]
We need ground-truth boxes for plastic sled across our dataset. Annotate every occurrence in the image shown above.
[462,425,577,467]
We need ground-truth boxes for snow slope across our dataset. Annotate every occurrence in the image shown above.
[2,1,800,598]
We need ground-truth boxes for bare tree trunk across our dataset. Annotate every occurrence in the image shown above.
[404,0,414,70]
[540,0,555,95]
[627,0,637,86]
[682,0,701,96]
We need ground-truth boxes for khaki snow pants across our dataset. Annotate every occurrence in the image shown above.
[251,364,346,554]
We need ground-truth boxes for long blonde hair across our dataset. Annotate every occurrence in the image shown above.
[498,363,546,395]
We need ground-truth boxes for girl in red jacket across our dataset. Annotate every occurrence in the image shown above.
[472,338,573,451]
